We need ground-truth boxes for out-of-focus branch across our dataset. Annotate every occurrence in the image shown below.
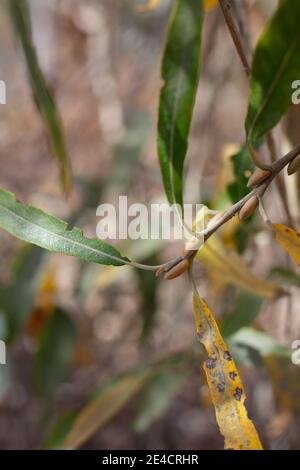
[218,0,293,225]
[159,143,300,276]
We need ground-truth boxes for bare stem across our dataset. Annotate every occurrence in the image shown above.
[159,143,300,275]
[218,0,250,75]
[218,0,292,220]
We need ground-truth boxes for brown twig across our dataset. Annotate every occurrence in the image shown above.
[218,0,250,75]
[218,0,292,223]
[266,133,293,225]
[159,143,300,275]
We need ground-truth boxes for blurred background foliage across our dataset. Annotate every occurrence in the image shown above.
[0,0,300,450]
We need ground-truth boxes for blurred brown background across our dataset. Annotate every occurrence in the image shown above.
[0,0,300,450]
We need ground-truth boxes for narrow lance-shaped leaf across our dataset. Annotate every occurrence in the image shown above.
[272,223,300,268]
[33,308,77,396]
[192,286,263,450]
[136,0,217,13]
[59,352,188,449]
[9,0,72,193]
[269,267,300,288]
[196,235,280,299]
[0,187,128,266]
[62,371,150,450]
[0,245,46,343]
[157,0,203,207]
[221,292,263,339]
[246,0,300,144]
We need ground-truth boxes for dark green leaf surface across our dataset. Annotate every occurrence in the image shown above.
[222,292,263,338]
[61,352,188,449]
[269,267,300,288]
[246,0,300,143]
[9,0,72,192]
[0,245,45,342]
[45,411,77,450]
[133,369,188,433]
[34,308,77,396]
[228,147,253,204]
[0,187,128,266]
[158,0,203,207]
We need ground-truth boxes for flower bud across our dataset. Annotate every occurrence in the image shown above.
[287,155,300,175]
[164,259,189,280]
[247,168,271,188]
[239,195,259,220]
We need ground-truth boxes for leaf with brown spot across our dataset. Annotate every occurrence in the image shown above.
[192,287,263,450]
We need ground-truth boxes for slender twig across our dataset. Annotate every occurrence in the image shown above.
[159,143,300,275]
[218,0,292,223]
[231,0,252,64]
[142,0,299,276]
[266,133,293,225]
[218,0,250,75]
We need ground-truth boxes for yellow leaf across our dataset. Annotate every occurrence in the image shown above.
[135,0,218,13]
[197,236,279,299]
[63,372,149,450]
[273,223,300,267]
[204,0,219,12]
[187,206,279,298]
[192,288,263,450]
[135,0,160,12]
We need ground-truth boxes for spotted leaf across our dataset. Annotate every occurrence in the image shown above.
[192,287,263,450]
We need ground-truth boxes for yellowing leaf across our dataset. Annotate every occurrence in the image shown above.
[192,288,263,450]
[204,0,218,11]
[187,206,279,298]
[273,223,300,267]
[135,0,160,12]
[63,371,150,450]
[135,0,217,13]
[197,236,279,299]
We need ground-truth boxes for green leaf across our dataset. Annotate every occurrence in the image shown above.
[157,0,204,207]
[228,147,253,204]
[269,267,300,288]
[108,111,151,192]
[246,0,300,143]
[222,292,263,338]
[0,245,46,342]
[0,362,9,399]
[0,187,128,266]
[61,352,188,449]
[45,411,77,450]
[9,0,72,193]
[133,369,188,433]
[62,370,151,450]
[135,253,159,341]
[33,308,77,396]
[227,327,290,358]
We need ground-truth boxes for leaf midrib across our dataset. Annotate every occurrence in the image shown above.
[0,203,126,265]
[249,28,300,140]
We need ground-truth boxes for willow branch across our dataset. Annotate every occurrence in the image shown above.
[218,0,292,222]
[159,143,300,275]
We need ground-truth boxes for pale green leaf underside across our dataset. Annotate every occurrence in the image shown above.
[0,188,128,267]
